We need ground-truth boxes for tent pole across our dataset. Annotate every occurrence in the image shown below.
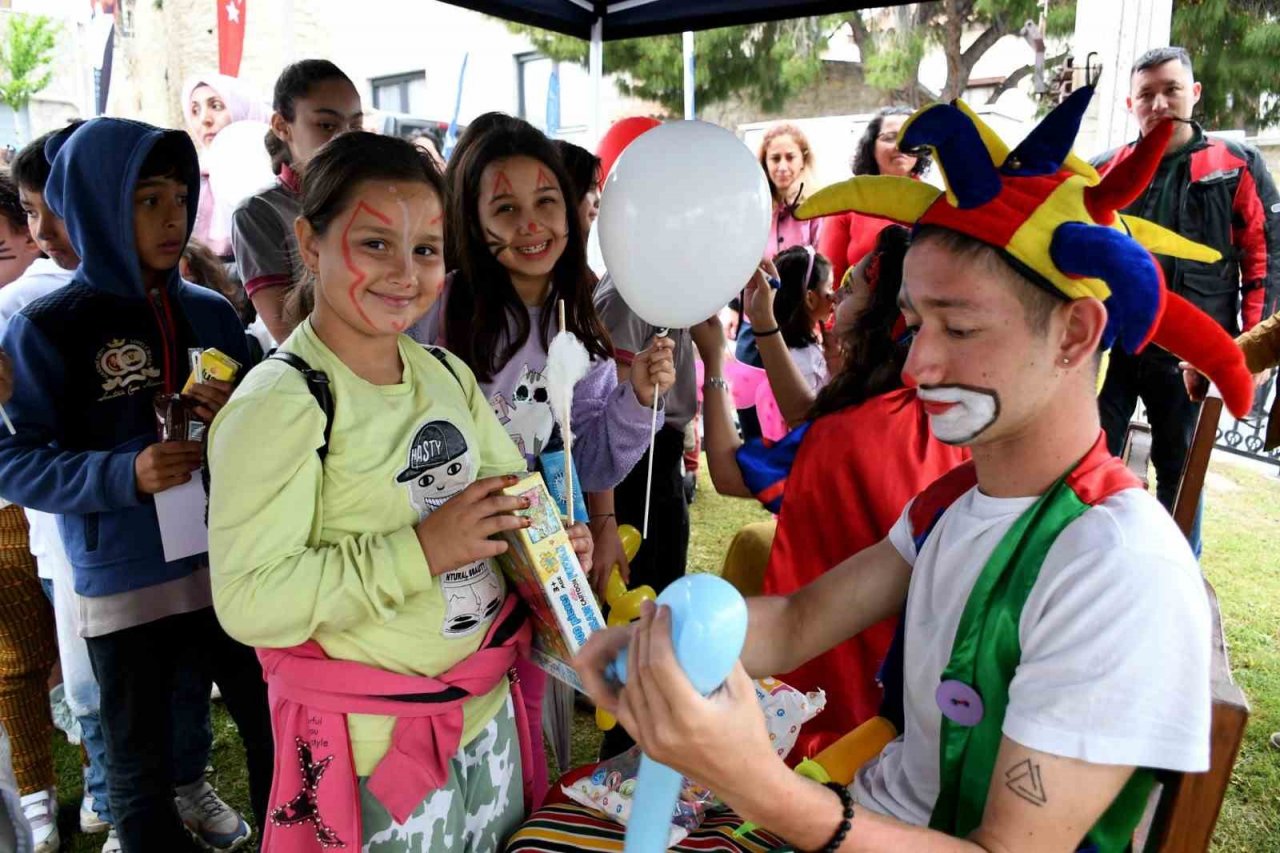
[590,17,604,145]
[682,30,695,119]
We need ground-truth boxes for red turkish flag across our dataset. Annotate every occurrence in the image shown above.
[217,0,246,77]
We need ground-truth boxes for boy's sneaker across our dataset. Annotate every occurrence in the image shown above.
[101,828,123,853]
[81,790,111,833]
[175,778,251,851]
[20,788,59,853]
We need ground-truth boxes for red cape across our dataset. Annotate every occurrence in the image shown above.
[764,388,969,759]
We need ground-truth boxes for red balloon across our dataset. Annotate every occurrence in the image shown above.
[596,117,661,182]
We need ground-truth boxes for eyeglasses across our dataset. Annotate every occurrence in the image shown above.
[876,132,900,144]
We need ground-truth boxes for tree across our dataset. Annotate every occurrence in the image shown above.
[0,13,59,142]
[834,1,1077,107]
[1171,0,1280,132]
[507,18,831,115]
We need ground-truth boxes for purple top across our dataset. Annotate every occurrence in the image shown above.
[407,282,663,492]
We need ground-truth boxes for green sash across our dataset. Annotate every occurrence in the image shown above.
[927,438,1153,851]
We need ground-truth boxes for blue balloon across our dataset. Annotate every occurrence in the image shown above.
[605,574,749,853]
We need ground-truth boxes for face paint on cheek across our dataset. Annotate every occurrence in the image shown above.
[485,226,511,259]
[916,384,1001,445]
[340,201,393,329]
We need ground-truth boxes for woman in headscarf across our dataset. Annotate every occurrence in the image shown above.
[181,74,271,257]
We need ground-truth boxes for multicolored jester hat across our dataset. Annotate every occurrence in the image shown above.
[796,85,1255,419]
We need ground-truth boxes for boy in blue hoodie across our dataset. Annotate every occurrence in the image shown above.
[0,118,272,852]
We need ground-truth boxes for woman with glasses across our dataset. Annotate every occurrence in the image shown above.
[818,106,930,288]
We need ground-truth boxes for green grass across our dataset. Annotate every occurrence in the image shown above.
[48,460,1280,851]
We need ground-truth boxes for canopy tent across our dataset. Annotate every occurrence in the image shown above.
[437,1,911,134]
[435,0,908,41]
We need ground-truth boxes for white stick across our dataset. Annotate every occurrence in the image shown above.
[0,404,12,436]
[559,300,574,526]
[642,328,668,538]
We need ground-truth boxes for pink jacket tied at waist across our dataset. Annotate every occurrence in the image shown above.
[258,595,533,851]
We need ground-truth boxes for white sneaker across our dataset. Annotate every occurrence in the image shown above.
[80,789,110,833]
[101,828,122,853]
[20,788,59,853]
[175,778,250,851]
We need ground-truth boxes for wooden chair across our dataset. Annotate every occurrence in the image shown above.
[1125,393,1251,852]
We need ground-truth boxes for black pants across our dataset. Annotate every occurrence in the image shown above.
[1098,348,1202,547]
[86,606,273,852]
[614,425,691,596]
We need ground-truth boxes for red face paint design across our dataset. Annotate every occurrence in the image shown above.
[534,167,557,192]
[491,170,515,200]
[341,201,393,330]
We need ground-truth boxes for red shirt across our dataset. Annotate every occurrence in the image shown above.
[818,210,898,287]
[763,388,969,758]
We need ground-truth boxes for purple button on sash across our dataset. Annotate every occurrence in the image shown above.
[936,680,984,727]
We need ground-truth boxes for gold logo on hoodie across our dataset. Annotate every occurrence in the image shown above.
[95,338,161,400]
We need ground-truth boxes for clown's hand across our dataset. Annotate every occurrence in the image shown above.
[1178,361,1210,402]
[611,602,776,790]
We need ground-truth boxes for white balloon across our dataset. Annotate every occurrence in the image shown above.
[597,120,771,329]
[205,120,275,245]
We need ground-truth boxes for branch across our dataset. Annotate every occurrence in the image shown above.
[961,19,1010,70]
[846,13,872,60]
[985,50,1069,104]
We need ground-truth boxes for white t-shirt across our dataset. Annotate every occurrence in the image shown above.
[0,258,73,333]
[789,342,828,391]
[0,259,75,577]
[853,485,1211,827]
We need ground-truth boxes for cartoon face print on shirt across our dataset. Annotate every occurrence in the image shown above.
[496,364,556,460]
[438,561,505,638]
[395,420,474,518]
[394,419,505,638]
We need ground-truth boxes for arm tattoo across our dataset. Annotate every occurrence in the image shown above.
[1004,758,1048,807]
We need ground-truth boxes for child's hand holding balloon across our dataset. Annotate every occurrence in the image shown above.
[611,602,776,805]
[630,336,676,407]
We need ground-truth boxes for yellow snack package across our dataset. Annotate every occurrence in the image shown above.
[182,348,242,395]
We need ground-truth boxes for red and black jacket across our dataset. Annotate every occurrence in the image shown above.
[1095,126,1280,342]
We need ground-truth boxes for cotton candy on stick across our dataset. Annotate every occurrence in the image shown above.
[546,301,591,524]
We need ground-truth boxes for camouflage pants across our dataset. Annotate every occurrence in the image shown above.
[360,696,524,852]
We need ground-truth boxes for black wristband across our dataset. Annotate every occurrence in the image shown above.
[817,781,854,853]
[754,326,781,337]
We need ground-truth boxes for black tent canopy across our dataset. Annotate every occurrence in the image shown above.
[436,0,908,41]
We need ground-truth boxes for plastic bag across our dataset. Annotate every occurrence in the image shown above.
[563,676,825,844]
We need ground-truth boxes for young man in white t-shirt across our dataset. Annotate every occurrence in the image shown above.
[574,86,1255,852]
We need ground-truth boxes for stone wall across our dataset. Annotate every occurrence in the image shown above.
[108,0,332,128]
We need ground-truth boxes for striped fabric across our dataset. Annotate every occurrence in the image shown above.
[506,803,787,852]
[0,505,57,794]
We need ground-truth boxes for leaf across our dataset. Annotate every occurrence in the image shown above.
[0,13,60,114]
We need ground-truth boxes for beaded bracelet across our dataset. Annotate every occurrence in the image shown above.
[817,781,854,852]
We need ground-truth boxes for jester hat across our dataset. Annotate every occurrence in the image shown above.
[796,86,1255,418]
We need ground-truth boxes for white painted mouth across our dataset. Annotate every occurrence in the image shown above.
[917,385,999,445]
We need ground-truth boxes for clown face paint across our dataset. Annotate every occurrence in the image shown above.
[312,179,444,337]
[916,384,1001,445]
[477,155,568,288]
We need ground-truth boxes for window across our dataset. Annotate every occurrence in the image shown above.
[515,53,589,137]
[371,71,427,115]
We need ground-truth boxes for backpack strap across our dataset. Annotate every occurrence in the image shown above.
[424,345,462,388]
[269,351,335,461]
